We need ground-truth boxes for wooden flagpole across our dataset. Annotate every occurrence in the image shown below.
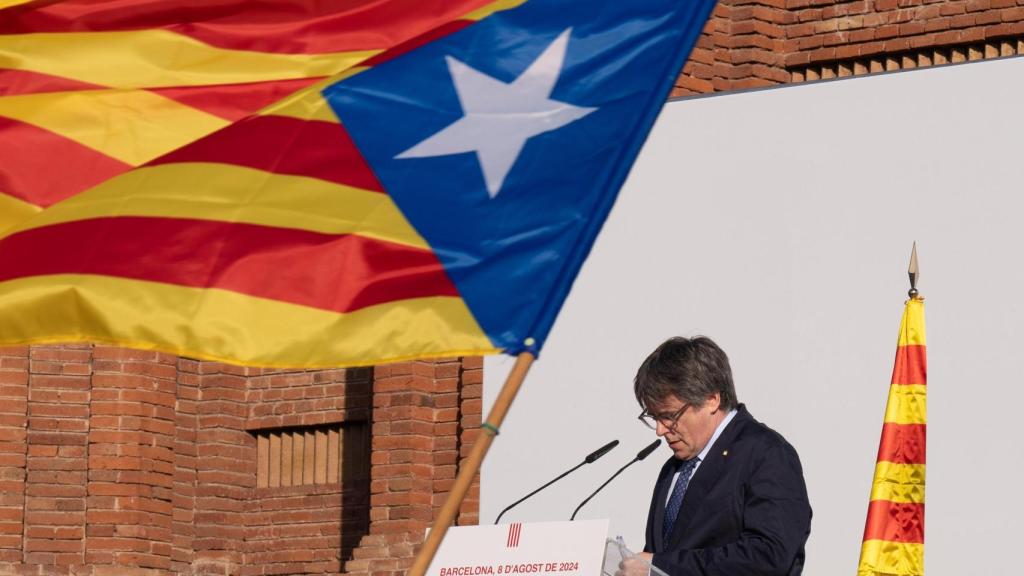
[408,351,536,576]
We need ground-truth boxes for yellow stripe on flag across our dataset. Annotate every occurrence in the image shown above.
[0,30,378,89]
[260,76,357,122]
[858,539,924,576]
[869,462,925,504]
[882,384,927,425]
[0,89,228,166]
[0,192,41,234]
[897,298,926,347]
[4,164,429,249]
[0,0,33,8]
[463,0,530,20]
[0,275,498,369]
[255,0,531,123]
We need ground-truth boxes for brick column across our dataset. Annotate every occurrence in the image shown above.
[87,347,177,573]
[675,0,793,97]
[345,358,477,576]
[172,359,200,573]
[723,0,792,89]
[457,357,483,526]
[0,346,29,567]
[192,362,252,575]
[24,344,92,568]
[673,2,725,96]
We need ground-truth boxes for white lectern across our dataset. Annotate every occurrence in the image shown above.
[426,520,608,576]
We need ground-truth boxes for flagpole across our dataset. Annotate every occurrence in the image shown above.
[908,241,919,297]
[408,351,536,576]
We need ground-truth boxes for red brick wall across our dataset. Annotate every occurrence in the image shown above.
[456,357,483,527]
[672,0,1024,97]
[0,346,28,566]
[674,1,790,96]
[173,358,199,574]
[344,358,482,575]
[25,344,91,568]
[0,347,481,576]
[87,347,177,571]
[191,360,250,575]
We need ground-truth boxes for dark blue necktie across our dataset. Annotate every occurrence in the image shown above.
[662,457,700,548]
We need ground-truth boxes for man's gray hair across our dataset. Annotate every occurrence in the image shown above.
[634,336,738,411]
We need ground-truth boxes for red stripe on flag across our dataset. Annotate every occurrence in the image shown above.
[862,500,924,544]
[891,344,926,385]
[0,117,131,207]
[876,423,926,465]
[0,217,459,314]
[361,19,474,67]
[1,0,494,54]
[149,77,325,122]
[0,69,105,96]
[149,115,384,192]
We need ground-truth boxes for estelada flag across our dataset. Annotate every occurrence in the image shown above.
[0,0,718,368]
[858,297,926,575]
[0,0,512,232]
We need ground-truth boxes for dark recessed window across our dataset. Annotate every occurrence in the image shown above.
[252,423,368,488]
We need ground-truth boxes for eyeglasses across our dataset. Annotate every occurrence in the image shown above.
[637,402,691,431]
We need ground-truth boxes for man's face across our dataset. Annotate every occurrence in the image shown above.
[647,393,722,461]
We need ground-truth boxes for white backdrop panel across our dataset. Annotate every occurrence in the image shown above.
[481,55,1024,575]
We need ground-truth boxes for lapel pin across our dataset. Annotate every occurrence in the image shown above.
[722,450,729,456]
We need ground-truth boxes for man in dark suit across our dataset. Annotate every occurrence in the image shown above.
[618,336,811,576]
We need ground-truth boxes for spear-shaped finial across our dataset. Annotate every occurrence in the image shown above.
[908,242,919,298]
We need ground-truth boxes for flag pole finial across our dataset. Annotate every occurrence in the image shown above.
[908,242,919,298]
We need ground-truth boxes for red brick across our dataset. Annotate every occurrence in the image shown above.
[884,37,911,50]
[30,374,90,390]
[92,347,158,362]
[950,13,977,26]
[908,33,939,47]
[1004,6,1024,19]
[30,348,90,363]
[925,16,952,31]
[940,2,968,15]
[899,22,927,35]
[0,346,29,357]
[0,371,28,387]
[24,538,83,552]
[975,9,1003,23]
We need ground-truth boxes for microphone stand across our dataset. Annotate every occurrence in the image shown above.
[495,439,619,524]
[496,462,584,524]
[570,439,661,521]
[570,462,631,520]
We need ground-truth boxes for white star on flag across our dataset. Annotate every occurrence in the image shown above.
[396,28,597,198]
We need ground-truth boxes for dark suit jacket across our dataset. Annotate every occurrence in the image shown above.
[645,405,811,576]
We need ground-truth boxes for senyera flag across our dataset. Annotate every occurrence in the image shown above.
[0,0,718,368]
[857,297,926,575]
[0,0,511,232]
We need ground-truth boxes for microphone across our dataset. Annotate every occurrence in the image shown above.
[636,439,661,461]
[494,439,619,524]
[585,439,620,463]
[570,439,661,521]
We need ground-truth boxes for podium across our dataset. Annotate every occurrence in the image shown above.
[426,520,609,576]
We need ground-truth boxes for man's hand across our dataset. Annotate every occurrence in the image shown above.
[616,552,654,576]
